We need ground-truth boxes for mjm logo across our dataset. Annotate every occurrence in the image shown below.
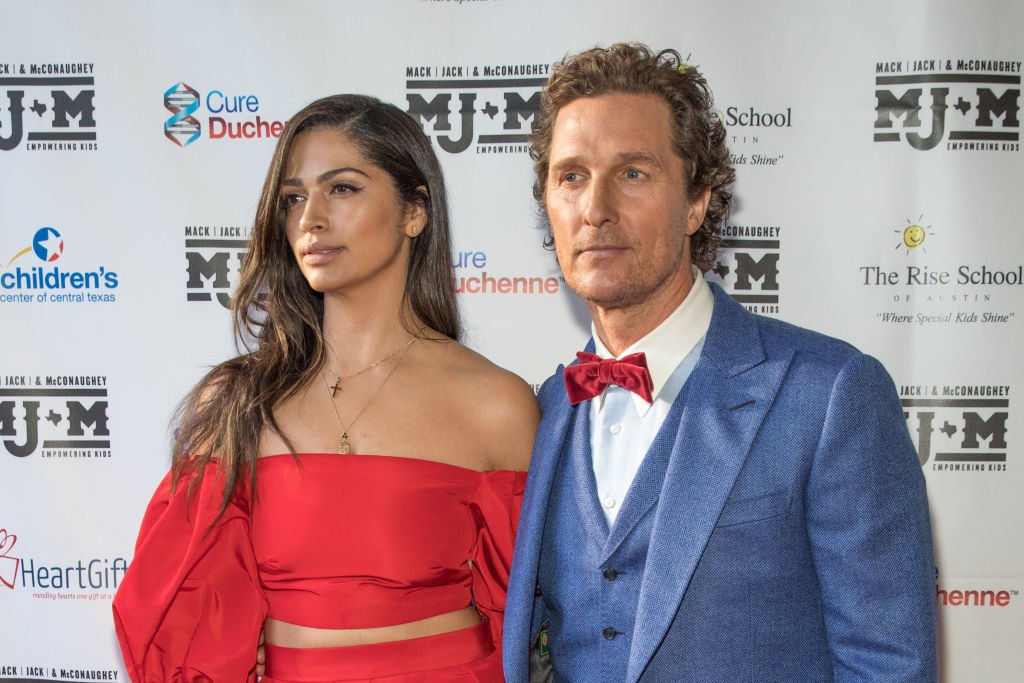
[0,388,109,457]
[706,231,780,313]
[0,77,96,151]
[405,76,543,153]
[902,397,1008,467]
[185,237,247,308]
[874,73,1020,151]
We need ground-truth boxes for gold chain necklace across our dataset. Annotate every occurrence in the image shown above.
[321,335,418,454]
[325,331,421,397]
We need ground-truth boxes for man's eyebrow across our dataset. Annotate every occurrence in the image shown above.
[548,156,584,174]
[279,166,372,188]
[614,151,663,168]
[548,152,664,174]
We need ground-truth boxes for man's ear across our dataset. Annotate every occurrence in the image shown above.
[686,187,712,236]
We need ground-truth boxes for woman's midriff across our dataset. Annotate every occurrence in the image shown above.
[264,606,483,648]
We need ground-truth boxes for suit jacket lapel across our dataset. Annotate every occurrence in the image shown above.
[625,285,793,682]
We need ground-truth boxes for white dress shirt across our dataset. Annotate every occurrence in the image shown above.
[590,270,713,527]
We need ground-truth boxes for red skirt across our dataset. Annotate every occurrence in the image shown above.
[261,620,501,682]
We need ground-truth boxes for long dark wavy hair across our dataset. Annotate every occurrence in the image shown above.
[170,94,459,513]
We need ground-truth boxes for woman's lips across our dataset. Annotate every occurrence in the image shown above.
[302,245,342,264]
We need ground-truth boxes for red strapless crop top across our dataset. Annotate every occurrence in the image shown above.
[112,455,525,682]
[253,453,525,629]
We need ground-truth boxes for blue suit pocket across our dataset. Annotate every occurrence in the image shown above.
[715,490,791,527]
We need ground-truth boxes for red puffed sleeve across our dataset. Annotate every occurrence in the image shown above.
[112,462,267,682]
[469,470,527,647]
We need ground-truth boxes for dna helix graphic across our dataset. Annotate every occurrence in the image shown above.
[164,82,201,147]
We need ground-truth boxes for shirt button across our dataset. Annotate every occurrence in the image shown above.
[603,567,619,581]
[603,626,618,640]
[602,497,616,509]
[609,423,621,435]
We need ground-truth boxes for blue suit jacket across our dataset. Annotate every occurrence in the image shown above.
[503,284,937,682]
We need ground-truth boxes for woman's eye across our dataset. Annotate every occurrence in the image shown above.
[331,182,359,194]
[280,193,303,208]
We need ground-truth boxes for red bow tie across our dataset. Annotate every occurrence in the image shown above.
[563,351,654,405]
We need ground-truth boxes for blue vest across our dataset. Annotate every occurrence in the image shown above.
[538,383,690,683]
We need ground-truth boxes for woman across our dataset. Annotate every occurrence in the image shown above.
[113,95,539,682]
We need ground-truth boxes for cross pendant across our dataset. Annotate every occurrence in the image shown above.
[330,378,341,397]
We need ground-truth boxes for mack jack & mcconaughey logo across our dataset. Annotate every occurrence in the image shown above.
[874,57,1021,151]
[405,61,548,154]
[184,225,249,308]
[705,224,781,315]
[0,61,96,151]
[900,383,1009,472]
[0,374,111,459]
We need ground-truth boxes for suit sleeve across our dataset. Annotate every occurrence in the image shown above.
[806,353,937,682]
[112,463,267,683]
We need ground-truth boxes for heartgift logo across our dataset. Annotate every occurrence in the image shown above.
[0,528,20,589]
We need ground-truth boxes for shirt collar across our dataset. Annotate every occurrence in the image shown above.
[591,268,713,415]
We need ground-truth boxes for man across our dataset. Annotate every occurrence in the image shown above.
[503,43,937,682]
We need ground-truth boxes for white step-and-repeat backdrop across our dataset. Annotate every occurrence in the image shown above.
[2,1,1021,680]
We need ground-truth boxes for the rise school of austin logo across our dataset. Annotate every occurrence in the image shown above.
[0,61,96,152]
[900,383,1009,473]
[860,216,1020,322]
[1,227,119,304]
[404,60,549,154]
[0,374,111,459]
[705,224,781,315]
[164,81,286,147]
[184,225,249,308]
[723,104,791,168]
[452,247,561,295]
[874,57,1021,152]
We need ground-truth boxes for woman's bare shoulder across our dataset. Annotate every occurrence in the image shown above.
[420,340,539,471]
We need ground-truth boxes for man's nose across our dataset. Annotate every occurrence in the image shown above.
[581,176,618,228]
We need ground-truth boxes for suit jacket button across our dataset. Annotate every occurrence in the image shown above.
[602,567,619,581]
[602,626,618,640]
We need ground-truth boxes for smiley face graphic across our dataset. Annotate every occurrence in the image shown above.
[903,224,926,249]
[894,215,934,254]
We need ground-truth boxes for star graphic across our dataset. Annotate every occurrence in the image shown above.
[39,232,63,261]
